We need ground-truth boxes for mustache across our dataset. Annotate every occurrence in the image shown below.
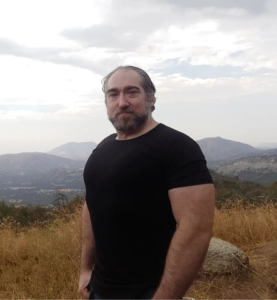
[116,108,134,116]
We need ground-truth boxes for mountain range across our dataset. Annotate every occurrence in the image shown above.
[197,137,259,162]
[47,142,97,161]
[196,138,277,184]
[44,138,277,164]
[0,152,84,176]
[1,137,277,205]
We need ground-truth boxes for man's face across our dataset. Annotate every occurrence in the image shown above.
[105,69,153,133]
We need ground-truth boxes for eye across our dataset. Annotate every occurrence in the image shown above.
[108,93,118,99]
[129,90,138,95]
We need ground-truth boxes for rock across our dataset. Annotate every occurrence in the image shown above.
[201,237,249,275]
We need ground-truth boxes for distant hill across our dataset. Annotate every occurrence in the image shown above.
[0,153,84,176]
[47,142,97,161]
[255,148,277,156]
[197,137,259,162]
[256,142,277,149]
[216,155,277,185]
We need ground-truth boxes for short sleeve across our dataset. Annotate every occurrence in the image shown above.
[162,131,213,190]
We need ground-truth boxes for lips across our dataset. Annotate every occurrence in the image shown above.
[117,111,133,116]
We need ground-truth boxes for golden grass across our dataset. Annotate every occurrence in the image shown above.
[0,212,82,299]
[214,198,277,250]
[0,198,277,299]
[186,198,277,299]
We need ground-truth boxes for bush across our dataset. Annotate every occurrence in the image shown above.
[0,195,85,229]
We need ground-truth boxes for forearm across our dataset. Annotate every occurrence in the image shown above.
[152,225,212,299]
[80,202,96,273]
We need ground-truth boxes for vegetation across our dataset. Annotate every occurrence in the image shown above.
[1,179,277,299]
[190,198,277,299]
[210,170,277,205]
[0,194,84,228]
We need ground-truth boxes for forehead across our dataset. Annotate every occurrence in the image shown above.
[107,69,143,91]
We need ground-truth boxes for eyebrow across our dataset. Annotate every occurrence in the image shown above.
[125,86,140,91]
[107,86,140,94]
[107,88,118,94]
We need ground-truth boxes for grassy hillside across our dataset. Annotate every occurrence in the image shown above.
[0,195,277,299]
[210,170,277,204]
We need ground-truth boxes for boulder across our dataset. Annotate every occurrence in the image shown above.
[201,237,249,275]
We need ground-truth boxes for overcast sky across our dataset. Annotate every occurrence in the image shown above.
[1,0,277,154]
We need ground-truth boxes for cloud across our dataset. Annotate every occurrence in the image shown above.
[150,72,277,103]
[51,53,124,76]
[0,38,123,75]
[2,0,277,77]
[152,59,273,78]
[1,0,277,155]
[62,25,138,50]
[0,104,66,113]
[60,6,172,51]
[0,103,102,121]
[0,37,70,60]
[0,55,103,110]
[0,110,44,120]
[59,1,277,73]
[1,1,277,116]
[155,0,268,14]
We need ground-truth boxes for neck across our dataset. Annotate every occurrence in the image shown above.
[115,116,159,140]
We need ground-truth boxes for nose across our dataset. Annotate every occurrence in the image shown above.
[118,92,129,108]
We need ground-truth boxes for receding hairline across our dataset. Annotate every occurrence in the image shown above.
[103,68,144,93]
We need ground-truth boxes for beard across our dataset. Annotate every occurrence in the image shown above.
[108,106,150,133]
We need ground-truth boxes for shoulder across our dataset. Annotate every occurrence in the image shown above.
[159,125,212,189]
[85,133,116,165]
[157,124,198,143]
[158,124,203,158]
[95,133,117,149]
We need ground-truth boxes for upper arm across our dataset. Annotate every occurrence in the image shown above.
[82,202,94,236]
[168,184,215,233]
[83,201,90,220]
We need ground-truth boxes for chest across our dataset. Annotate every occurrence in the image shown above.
[84,143,164,192]
[84,140,172,226]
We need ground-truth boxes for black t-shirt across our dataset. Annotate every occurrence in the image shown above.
[83,123,213,299]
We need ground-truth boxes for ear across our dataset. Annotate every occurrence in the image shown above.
[150,95,156,108]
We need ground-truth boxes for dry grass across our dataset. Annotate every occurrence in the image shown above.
[0,197,277,299]
[0,211,82,299]
[186,198,277,299]
[214,197,277,250]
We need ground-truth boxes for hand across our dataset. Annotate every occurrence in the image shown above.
[78,269,92,299]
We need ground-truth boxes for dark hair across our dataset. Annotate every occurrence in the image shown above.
[102,66,156,112]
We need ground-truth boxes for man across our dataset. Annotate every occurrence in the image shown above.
[78,66,215,299]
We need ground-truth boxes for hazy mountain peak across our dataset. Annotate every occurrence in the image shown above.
[0,152,84,176]
[197,137,258,161]
[47,141,97,161]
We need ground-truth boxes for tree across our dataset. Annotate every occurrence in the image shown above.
[53,191,69,208]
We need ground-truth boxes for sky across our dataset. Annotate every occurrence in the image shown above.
[0,0,277,155]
